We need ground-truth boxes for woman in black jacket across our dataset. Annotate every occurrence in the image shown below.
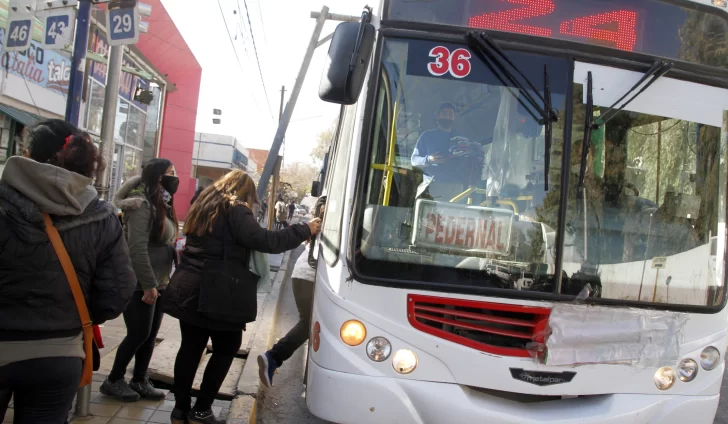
[102,159,179,402]
[163,170,321,424]
[0,119,136,422]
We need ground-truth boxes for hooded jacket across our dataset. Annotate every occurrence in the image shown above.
[113,176,177,291]
[0,156,136,363]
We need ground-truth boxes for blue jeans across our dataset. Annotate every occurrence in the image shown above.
[0,356,82,423]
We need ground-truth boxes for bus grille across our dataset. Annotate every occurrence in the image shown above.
[407,294,551,357]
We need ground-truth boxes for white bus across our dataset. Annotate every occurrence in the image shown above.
[306,1,728,422]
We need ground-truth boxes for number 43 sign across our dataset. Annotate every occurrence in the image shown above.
[37,2,78,50]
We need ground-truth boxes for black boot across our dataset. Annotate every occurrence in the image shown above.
[188,409,225,424]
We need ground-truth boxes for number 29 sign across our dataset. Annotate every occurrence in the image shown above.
[106,5,140,46]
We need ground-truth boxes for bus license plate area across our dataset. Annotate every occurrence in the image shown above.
[412,199,514,256]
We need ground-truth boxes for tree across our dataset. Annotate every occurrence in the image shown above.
[279,161,319,200]
[310,119,338,163]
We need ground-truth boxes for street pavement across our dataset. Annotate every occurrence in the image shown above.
[256,243,329,424]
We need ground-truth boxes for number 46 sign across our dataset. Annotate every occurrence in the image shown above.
[4,0,36,52]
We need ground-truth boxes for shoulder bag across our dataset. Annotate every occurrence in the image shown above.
[197,212,261,326]
[42,213,96,388]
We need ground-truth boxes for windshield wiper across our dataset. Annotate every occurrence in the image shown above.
[467,32,559,125]
[577,61,673,191]
[467,32,558,192]
[543,64,552,191]
[594,61,673,128]
[577,71,594,197]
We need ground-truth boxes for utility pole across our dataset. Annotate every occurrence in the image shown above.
[95,45,124,200]
[267,85,286,229]
[256,6,331,201]
[65,0,91,125]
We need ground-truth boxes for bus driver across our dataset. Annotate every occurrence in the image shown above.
[411,103,483,202]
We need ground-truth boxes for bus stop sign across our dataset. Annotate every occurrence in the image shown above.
[4,0,36,52]
[106,4,140,46]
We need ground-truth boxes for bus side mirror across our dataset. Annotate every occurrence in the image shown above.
[319,21,375,105]
[311,181,321,197]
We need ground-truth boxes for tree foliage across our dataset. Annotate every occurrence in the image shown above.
[279,161,319,201]
[310,119,338,163]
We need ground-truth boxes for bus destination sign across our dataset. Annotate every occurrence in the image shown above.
[412,199,513,256]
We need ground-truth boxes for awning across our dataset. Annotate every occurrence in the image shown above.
[0,104,42,127]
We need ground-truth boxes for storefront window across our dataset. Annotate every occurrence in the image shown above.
[122,146,142,185]
[127,105,145,148]
[114,100,129,144]
[143,84,163,165]
[86,81,105,136]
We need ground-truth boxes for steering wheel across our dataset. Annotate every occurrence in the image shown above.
[624,183,640,197]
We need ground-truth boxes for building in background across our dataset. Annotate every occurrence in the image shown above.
[0,0,202,219]
[192,132,257,188]
[246,148,270,177]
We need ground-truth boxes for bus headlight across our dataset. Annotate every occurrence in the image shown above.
[700,346,720,370]
[678,359,698,382]
[392,349,418,374]
[366,337,392,362]
[654,367,676,390]
[340,320,367,346]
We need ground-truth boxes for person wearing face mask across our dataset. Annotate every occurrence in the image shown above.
[101,158,179,402]
[412,103,481,201]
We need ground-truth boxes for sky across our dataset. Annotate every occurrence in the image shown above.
[160,0,366,166]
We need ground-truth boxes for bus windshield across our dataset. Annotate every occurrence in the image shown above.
[355,36,726,308]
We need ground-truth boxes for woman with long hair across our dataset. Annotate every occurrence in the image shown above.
[0,119,136,422]
[101,158,179,402]
[163,170,321,424]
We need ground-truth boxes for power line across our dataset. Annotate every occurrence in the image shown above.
[241,0,274,122]
[216,0,261,111]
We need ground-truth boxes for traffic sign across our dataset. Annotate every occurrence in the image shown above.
[4,0,36,52]
[39,9,76,49]
[106,5,140,46]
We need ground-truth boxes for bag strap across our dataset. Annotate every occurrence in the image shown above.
[42,213,94,388]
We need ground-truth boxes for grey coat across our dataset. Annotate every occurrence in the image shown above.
[113,176,177,291]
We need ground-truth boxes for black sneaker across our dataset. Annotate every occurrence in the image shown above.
[188,409,225,424]
[129,378,166,400]
[100,377,141,402]
[170,407,189,424]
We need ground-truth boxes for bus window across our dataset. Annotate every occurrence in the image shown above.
[358,37,569,291]
[560,65,724,306]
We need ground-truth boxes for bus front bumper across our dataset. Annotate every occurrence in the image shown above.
[306,360,720,424]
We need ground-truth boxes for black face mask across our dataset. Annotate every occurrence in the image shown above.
[438,118,454,130]
[161,175,180,195]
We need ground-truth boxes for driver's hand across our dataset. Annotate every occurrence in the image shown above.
[428,153,446,164]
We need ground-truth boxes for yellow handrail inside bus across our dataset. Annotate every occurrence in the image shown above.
[383,102,400,206]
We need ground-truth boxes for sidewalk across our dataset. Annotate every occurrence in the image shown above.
[1,231,292,424]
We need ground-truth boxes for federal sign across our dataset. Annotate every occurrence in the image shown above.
[106,5,140,46]
[4,0,36,53]
[411,199,514,256]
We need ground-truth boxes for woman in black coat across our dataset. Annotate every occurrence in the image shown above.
[163,170,321,424]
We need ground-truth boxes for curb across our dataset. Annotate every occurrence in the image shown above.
[227,249,293,424]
